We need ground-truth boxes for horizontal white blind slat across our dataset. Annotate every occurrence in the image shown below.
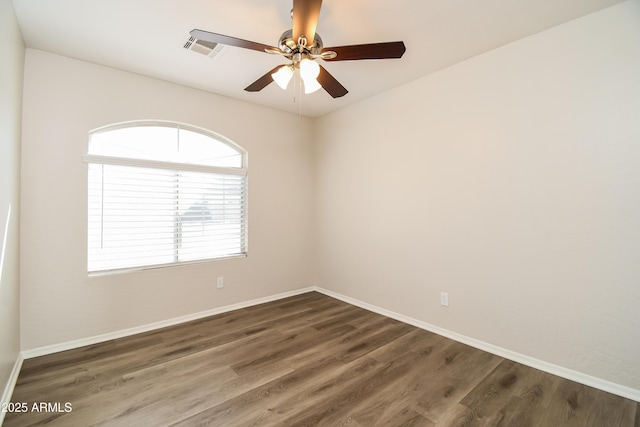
[83,154,247,176]
[87,162,247,273]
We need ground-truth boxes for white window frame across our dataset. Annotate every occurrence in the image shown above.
[84,120,248,274]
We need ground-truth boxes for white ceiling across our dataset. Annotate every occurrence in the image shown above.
[12,0,626,118]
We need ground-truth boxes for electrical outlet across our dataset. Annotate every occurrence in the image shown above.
[440,292,449,307]
[217,277,224,289]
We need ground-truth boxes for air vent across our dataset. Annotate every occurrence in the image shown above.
[183,36,224,58]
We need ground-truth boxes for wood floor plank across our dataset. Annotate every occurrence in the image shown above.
[279,349,434,426]
[5,292,638,427]
[335,354,441,426]
[238,355,385,426]
[169,355,349,426]
[533,379,637,427]
[413,342,503,422]
[433,403,477,426]
[282,316,401,370]
[345,340,463,425]
[367,328,448,364]
[497,394,545,426]
[459,360,536,420]
[583,389,638,427]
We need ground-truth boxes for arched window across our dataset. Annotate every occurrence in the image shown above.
[84,121,247,273]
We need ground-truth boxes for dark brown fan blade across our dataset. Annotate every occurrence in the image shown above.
[317,65,348,98]
[292,0,322,46]
[190,29,276,54]
[244,66,283,92]
[323,41,406,61]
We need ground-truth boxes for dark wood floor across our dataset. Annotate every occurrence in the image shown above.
[5,292,639,426]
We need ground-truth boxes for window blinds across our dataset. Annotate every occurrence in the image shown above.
[87,161,247,273]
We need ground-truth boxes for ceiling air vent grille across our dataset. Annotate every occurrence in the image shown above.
[183,36,224,58]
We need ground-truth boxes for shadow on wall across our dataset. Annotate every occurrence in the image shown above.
[0,204,12,285]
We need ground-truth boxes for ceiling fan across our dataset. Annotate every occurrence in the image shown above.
[189,0,406,98]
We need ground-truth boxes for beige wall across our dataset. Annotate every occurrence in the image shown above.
[20,50,315,349]
[0,0,24,406]
[315,1,640,391]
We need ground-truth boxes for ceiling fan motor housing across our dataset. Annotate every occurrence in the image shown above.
[278,30,324,56]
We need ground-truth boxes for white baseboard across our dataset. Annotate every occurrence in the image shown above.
[0,352,24,425]
[22,287,314,360]
[314,286,640,403]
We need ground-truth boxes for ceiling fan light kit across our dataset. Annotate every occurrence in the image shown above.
[189,0,406,99]
[272,65,294,90]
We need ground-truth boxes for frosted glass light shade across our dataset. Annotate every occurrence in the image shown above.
[271,65,294,89]
[303,77,322,94]
[299,58,320,80]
